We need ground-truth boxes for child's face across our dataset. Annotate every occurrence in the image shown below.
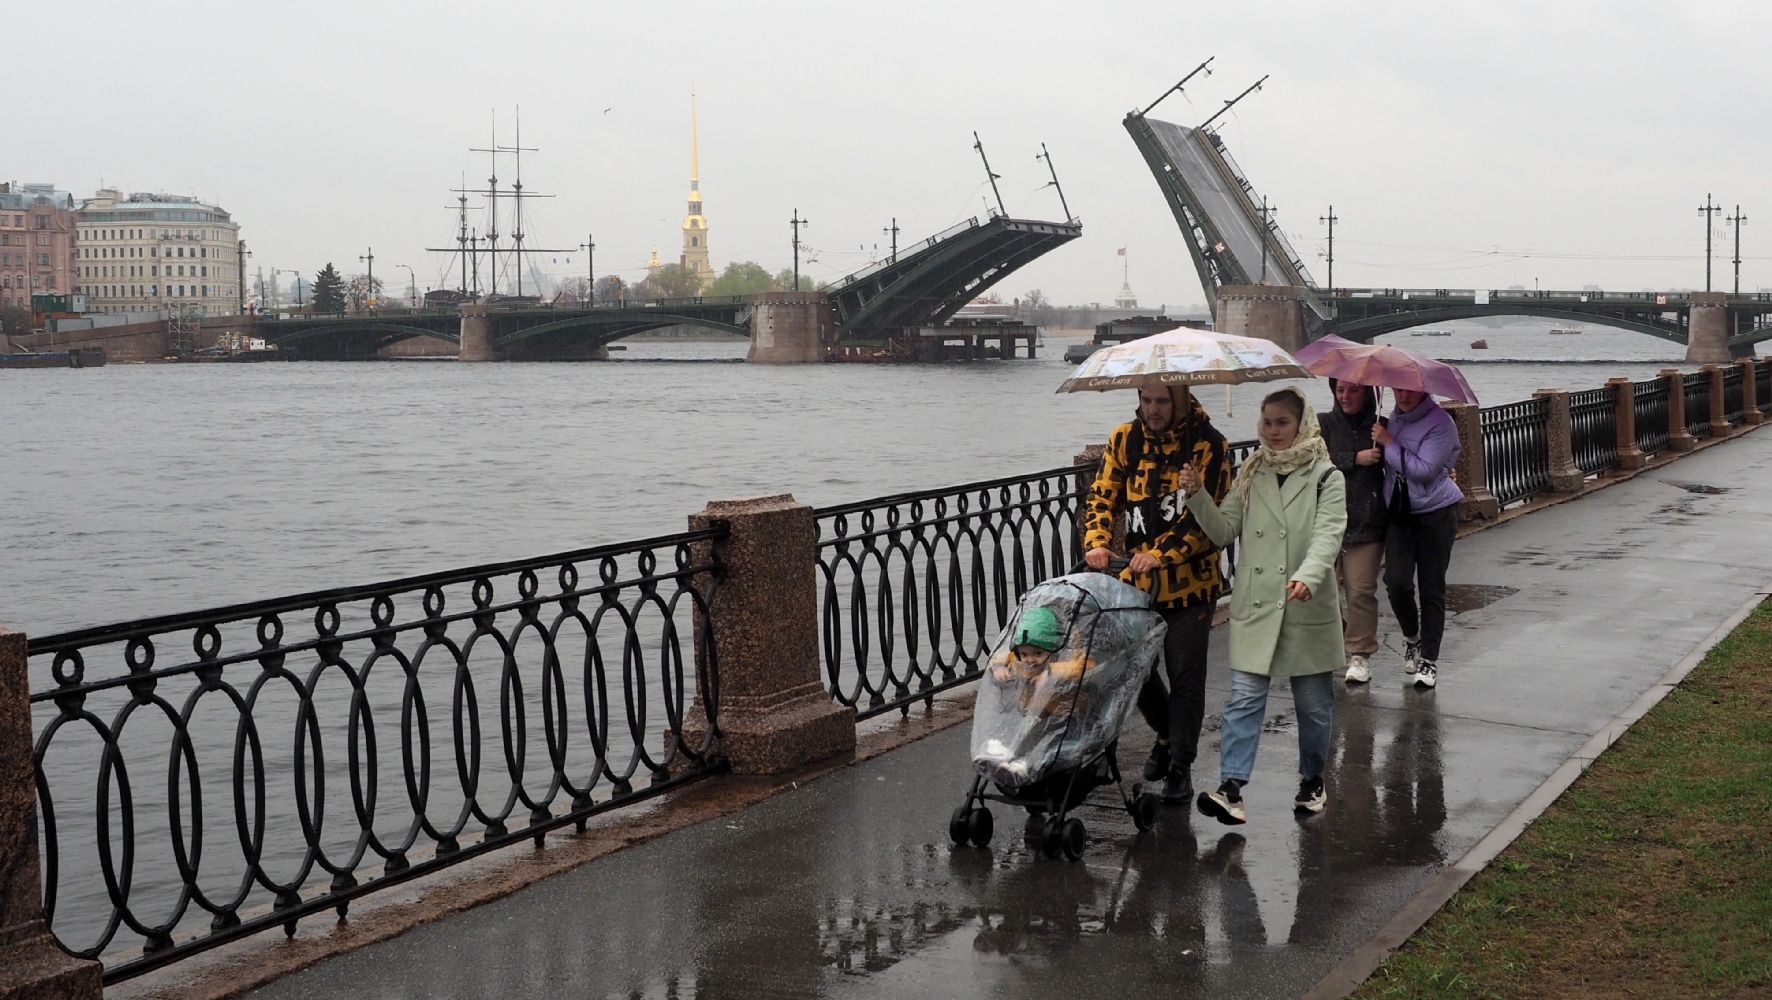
[1014,645,1054,666]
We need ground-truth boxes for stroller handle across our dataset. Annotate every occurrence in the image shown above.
[1071,556,1132,574]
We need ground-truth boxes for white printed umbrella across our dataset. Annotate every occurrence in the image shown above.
[1057,328,1313,393]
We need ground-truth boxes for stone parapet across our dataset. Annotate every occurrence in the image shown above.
[0,627,103,1000]
[685,495,854,773]
[1533,389,1586,493]
[1739,359,1763,425]
[1444,402,1500,521]
[1706,365,1732,437]
[1607,377,1647,470]
[1663,369,1697,452]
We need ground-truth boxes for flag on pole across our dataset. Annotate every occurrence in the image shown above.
[1116,247,1127,256]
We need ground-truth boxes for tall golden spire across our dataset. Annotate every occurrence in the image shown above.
[682,91,710,286]
[690,90,700,191]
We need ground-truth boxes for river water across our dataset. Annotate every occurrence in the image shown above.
[0,320,1699,638]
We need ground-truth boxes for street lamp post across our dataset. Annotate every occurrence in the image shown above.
[396,264,417,309]
[789,210,809,292]
[359,247,376,314]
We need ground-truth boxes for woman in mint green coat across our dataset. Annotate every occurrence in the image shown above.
[1176,387,1347,825]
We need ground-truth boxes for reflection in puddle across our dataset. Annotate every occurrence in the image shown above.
[1444,584,1520,614]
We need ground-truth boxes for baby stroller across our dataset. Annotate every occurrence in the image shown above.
[949,563,1167,860]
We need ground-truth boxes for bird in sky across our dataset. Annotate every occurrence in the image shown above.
[603,107,613,114]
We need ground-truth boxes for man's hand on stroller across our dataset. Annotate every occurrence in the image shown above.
[1084,547,1114,570]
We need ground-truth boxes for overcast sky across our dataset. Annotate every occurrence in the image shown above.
[16,1,1770,309]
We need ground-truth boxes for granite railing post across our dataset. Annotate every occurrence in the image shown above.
[1737,358,1763,425]
[1443,401,1499,521]
[1607,377,1646,470]
[684,496,855,774]
[1705,364,1731,437]
[1664,369,1696,452]
[0,627,104,999]
[1533,389,1585,493]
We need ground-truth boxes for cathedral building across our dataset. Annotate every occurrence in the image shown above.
[680,94,711,289]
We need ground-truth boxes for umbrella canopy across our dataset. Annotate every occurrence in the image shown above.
[1057,328,1312,393]
[1293,335,1479,404]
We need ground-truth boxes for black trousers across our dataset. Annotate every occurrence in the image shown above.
[1135,602,1214,771]
[1385,504,1458,662]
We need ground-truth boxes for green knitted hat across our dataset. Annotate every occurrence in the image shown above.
[1013,606,1062,651]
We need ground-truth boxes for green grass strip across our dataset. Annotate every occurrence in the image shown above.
[1353,601,1772,999]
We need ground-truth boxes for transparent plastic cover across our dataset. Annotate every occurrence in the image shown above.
[970,573,1166,789]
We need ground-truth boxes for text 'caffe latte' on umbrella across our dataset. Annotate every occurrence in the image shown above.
[1056,328,1313,393]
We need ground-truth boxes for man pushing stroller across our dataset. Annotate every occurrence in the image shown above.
[1082,384,1233,804]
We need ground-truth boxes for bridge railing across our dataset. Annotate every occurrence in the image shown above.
[1569,386,1619,475]
[828,218,983,292]
[1480,397,1552,507]
[1633,377,1671,456]
[25,529,724,981]
[1683,371,1713,439]
[1758,360,1772,415]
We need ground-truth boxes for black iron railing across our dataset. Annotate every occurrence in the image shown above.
[1758,360,1771,414]
[1481,397,1552,507]
[1723,365,1745,424]
[28,530,724,981]
[1684,370,1712,438]
[1569,386,1618,475]
[1634,377,1670,455]
[814,467,1087,719]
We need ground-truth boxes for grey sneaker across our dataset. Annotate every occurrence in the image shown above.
[1294,775,1327,814]
[1402,638,1423,674]
[1413,660,1438,689]
[1197,780,1248,826]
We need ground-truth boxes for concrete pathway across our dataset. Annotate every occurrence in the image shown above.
[242,431,1772,1000]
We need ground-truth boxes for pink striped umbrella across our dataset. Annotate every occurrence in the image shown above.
[1293,335,1479,403]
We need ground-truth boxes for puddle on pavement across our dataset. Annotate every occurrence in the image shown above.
[1444,583,1520,614]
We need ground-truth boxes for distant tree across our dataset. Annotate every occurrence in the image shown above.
[707,261,776,297]
[0,303,32,338]
[310,263,346,313]
[1023,288,1053,325]
[346,274,385,313]
[772,268,826,292]
[595,274,627,303]
[644,263,703,300]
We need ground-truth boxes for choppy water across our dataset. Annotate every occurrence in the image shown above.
[0,320,1695,637]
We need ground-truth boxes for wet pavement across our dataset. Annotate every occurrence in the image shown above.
[242,431,1772,1000]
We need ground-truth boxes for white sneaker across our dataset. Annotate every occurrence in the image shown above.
[1412,661,1438,689]
[1344,655,1371,684]
[1401,638,1423,675]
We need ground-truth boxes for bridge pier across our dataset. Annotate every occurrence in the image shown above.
[747,292,830,364]
[458,303,496,362]
[1214,285,1307,353]
[1686,292,1730,365]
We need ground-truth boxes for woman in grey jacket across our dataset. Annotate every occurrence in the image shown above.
[1178,388,1347,825]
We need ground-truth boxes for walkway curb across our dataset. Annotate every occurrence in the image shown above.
[1301,580,1772,1000]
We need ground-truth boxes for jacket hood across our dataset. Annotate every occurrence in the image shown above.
[1391,394,1446,426]
[1325,378,1379,424]
[1132,386,1214,441]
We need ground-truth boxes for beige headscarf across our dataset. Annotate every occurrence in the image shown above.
[1231,387,1330,501]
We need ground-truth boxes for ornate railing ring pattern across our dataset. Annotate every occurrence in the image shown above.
[1568,386,1619,475]
[1634,377,1671,455]
[1480,397,1552,507]
[28,529,725,982]
[1683,370,1712,438]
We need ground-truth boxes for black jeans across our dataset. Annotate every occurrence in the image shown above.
[1385,504,1458,662]
[1135,603,1214,771]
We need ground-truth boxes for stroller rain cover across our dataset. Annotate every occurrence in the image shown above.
[970,573,1166,789]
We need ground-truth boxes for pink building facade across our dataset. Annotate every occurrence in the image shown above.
[0,183,78,309]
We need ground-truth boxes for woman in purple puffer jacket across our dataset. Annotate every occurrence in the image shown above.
[1371,390,1462,689]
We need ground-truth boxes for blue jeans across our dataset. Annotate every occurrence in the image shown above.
[1219,670,1335,784]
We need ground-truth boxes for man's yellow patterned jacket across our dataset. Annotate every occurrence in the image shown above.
[1082,393,1232,608]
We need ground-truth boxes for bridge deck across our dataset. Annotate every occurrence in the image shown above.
[228,430,1772,999]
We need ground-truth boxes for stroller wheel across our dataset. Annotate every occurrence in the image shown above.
[1131,793,1160,831]
[1040,817,1064,859]
[967,807,995,848]
[1061,818,1087,861]
[949,806,972,846]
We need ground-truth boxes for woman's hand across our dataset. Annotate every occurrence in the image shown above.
[1355,447,1382,467]
[1176,462,1200,495]
[1371,423,1394,447]
[1286,580,1312,602]
[1128,552,1162,574]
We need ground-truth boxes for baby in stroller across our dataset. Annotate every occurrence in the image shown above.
[955,572,1167,859]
